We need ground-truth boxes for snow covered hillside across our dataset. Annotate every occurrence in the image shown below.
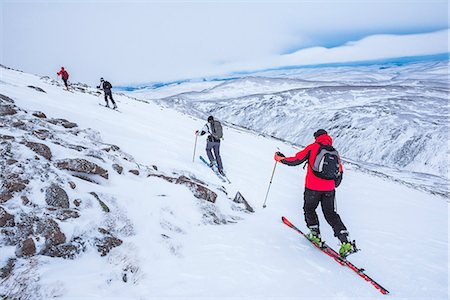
[138,58,449,195]
[0,65,448,299]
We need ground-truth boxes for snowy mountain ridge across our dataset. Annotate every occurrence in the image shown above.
[134,59,449,194]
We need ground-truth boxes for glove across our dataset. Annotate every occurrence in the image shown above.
[274,151,285,162]
[195,130,199,136]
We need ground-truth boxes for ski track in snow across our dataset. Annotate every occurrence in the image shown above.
[0,66,448,299]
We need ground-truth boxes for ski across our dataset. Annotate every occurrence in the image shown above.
[98,103,121,113]
[199,156,229,183]
[281,216,389,295]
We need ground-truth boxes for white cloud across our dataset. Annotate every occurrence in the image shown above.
[1,1,448,84]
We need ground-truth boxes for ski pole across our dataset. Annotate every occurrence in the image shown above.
[192,133,198,162]
[263,161,278,208]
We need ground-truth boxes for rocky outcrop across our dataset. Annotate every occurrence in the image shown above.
[32,129,51,140]
[27,85,46,93]
[47,118,77,128]
[89,192,110,213]
[233,191,254,213]
[0,104,17,116]
[0,93,14,103]
[16,238,36,257]
[32,111,47,118]
[45,184,69,208]
[0,206,15,227]
[25,141,52,160]
[112,164,123,174]
[129,169,139,176]
[95,228,123,256]
[56,158,108,179]
[148,174,217,203]
[1,176,29,203]
[176,176,217,203]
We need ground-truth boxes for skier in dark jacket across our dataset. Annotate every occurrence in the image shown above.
[57,67,69,90]
[97,78,117,109]
[274,129,355,257]
[195,116,225,176]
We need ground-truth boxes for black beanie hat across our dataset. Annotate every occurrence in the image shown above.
[207,116,214,122]
[314,129,327,139]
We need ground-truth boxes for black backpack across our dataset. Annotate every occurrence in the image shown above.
[311,143,341,180]
[104,81,112,89]
[211,120,223,139]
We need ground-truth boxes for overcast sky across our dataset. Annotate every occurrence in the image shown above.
[1,0,449,85]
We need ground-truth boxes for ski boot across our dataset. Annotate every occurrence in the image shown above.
[339,240,357,258]
[218,169,225,176]
[306,226,323,247]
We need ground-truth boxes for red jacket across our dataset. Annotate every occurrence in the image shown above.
[281,134,343,191]
[57,68,69,80]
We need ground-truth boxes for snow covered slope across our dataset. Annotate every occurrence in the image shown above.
[0,66,448,299]
[149,59,449,189]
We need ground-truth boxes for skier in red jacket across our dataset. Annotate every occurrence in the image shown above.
[57,67,69,90]
[274,129,356,257]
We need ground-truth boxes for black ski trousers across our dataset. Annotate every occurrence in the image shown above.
[104,90,116,106]
[303,188,347,239]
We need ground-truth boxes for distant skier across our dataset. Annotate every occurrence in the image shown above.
[274,129,356,257]
[97,77,117,109]
[195,116,225,176]
[57,67,69,90]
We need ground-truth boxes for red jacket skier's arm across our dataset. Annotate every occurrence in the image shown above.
[280,145,312,166]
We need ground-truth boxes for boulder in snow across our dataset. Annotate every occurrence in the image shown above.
[56,158,109,179]
[27,85,46,93]
[25,141,52,160]
[16,238,36,257]
[45,184,69,208]
[0,206,15,227]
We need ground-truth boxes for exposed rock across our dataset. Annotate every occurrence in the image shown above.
[0,258,15,279]
[45,184,69,208]
[21,195,30,206]
[148,173,217,203]
[233,191,254,213]
[0,93,14,103]
[32,129,51,140]
[35,218,66,247]
[89,192,110,212]
[0,134,15,141]
[95,228,122,256]
[68,181,76,189]
[56,158,108,179]
[147,173,177,183]
[27,85,46,93]
[47,118,78,128]
[6,159,18,165]
[0,206,15,227]
[102,144,120,152]
[176,176,217,203]
[0,104,17,116]
[129,169,140,176]
[32,111,47,118]
[0,192,13,203]
[152,165,158,171]
[73,199,81,207]
[112,164,123,174]
[44,243,81,259]
[16,238,36,257]
[12,120,26,128]
[25,141,52,160]
[1,178,29,203]
[54,209,80,221]
[71,174,99,184]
